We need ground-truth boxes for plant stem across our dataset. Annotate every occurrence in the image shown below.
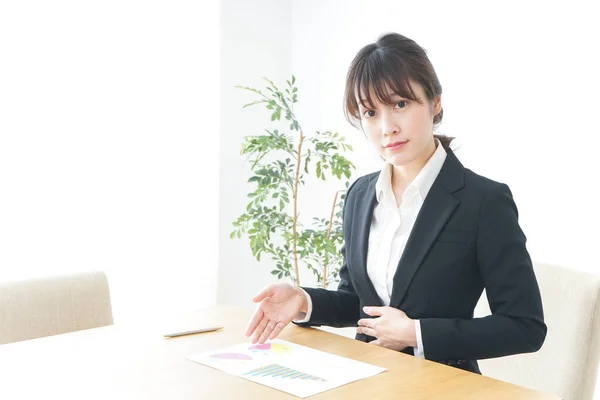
[292,131,304,286]
[323,191,340,288]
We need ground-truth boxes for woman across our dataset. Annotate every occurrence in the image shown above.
[244,32,546,375]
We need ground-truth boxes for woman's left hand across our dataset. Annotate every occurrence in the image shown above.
[357,306,417,351]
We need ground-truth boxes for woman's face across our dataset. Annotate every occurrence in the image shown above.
[358,81,441,167]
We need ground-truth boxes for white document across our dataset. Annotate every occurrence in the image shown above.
[186,339,386,398]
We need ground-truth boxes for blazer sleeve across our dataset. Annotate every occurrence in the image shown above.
[292,180,361,328]
[419,183,547,361]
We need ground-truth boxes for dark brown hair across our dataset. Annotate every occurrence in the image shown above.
[343,32,454,149]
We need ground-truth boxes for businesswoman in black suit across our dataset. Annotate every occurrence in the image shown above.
[245,32,546,374]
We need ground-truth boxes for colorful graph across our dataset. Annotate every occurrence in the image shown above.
[244,364,327,382]
[248,343,292,354]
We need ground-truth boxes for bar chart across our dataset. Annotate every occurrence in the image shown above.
[244,363,327,382]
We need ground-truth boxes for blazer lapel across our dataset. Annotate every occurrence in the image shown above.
[352,175,383,307]
[389,151,465,308]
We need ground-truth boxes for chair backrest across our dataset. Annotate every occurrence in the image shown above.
[0,271,113,345]
[475,262,600,400]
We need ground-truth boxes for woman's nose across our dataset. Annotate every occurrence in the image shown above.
[381,114,399,136]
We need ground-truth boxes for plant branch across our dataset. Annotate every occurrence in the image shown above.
[292,131,305,286]
[322,190,341,288]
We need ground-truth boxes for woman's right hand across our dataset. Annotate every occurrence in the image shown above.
[245,283,308,344]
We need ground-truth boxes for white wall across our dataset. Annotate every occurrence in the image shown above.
[0,0,219,322]
[217,0,293,307]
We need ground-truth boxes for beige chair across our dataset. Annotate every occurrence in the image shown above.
[0,271,113,345]
[475,262,600,400]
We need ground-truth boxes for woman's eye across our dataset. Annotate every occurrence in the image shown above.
[395,101,407,109]
[363,110,376,118]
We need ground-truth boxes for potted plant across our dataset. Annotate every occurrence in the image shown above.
[231,76,355,288]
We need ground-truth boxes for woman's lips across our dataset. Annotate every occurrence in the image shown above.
[385,140,408,150]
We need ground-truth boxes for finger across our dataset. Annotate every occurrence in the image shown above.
[258,320,277,344]
[357,318,375,328]
[357,326,377,337]
[370,340,382,346]
[245,307,265,337]
[269,321,286,340]
[363,306,385,317]
[252,285,275,303]
[250,318,269,344]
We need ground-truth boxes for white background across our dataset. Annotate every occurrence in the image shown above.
[0,0,219,322]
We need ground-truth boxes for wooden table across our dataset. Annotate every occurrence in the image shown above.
[0,306,559,399]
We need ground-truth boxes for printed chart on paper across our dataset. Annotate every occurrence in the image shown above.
[186,339,386,398]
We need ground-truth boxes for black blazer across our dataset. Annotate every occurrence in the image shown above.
[295,149,547,374]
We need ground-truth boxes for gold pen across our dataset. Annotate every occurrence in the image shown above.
[163,326,224,338]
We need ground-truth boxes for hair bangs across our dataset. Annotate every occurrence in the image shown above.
[345,48,420,126]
